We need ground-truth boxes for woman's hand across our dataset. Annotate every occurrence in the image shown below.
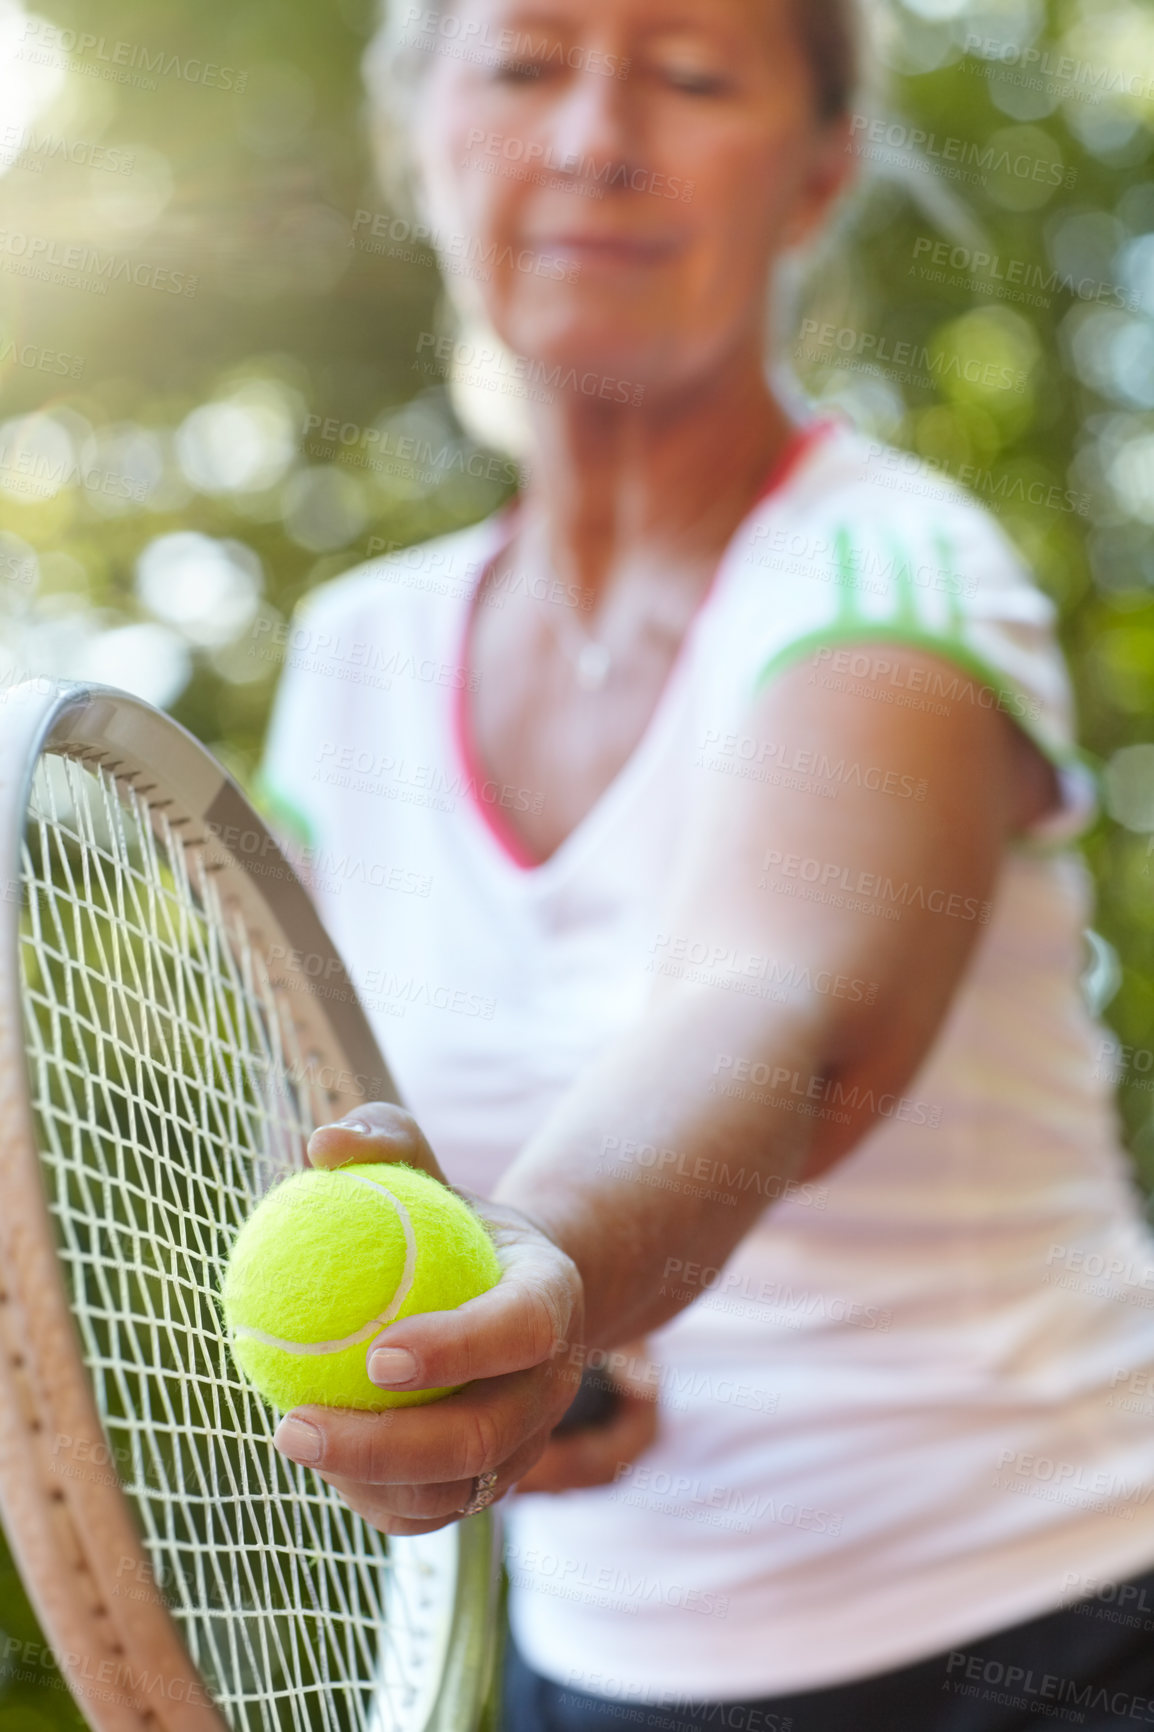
[272,1102,585,1535]
[513,1341,659,1494]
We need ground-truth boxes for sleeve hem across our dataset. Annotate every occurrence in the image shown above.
[753,624,1097,847]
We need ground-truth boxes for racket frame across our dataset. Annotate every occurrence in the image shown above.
[0,679,497,1732]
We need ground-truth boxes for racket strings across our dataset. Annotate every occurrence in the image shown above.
[18,754,434,1732]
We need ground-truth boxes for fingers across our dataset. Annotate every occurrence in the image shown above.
[515,1389,660,1494]
[316,1425,556,1536]
[365,1247,581,1395]
[305,1114,585,1400]
[274,1365,565,1486]
[307,1103,448,1182]
[319,1470,475,1525]
[280,1115,590,1535]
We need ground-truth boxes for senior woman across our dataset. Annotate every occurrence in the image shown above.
[259,0,1154,1725]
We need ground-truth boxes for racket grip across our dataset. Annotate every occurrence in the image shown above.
[552,1365,622,1435]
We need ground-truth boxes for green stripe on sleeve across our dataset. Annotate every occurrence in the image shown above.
[934,530,967,640]
[754,623,1074,775]
[833,526,864,625]
[889,534,920,631]
[752,624,1098,849]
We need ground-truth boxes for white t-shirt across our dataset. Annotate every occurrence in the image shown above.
[260,417,1154,1701]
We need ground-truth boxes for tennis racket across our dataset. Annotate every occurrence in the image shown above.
[0,678,499,1732]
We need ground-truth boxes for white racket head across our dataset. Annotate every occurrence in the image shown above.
[0,679,499,1732]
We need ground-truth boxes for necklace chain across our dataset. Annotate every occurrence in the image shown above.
[547,599,613,692]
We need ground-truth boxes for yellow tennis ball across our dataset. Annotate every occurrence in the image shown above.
[221,1162,502,1412]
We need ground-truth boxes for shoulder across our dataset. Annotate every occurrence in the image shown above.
[709,419,1087,781]
[732,420,1057,639]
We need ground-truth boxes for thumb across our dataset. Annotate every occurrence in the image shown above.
[307,1102,449,1185]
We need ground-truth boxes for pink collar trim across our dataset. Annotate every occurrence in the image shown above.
[451,415,839,872]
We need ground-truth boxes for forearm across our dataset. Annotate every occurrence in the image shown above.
[491,987,828,1349]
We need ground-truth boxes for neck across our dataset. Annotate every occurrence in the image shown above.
[511,335,802,608]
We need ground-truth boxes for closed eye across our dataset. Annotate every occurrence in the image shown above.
[490,57,548,84]
[661,65,733,96]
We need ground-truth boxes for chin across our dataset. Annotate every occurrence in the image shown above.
[498,311,671,391]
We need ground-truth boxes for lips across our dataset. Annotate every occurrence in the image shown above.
[530,234,683,265]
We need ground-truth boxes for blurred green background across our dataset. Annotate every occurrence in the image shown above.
[1,0,1154,1724]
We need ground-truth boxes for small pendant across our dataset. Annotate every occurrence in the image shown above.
[576,642,612,692]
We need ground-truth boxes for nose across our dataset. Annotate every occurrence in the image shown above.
[546,66,640,187]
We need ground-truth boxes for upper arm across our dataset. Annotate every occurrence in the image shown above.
[653,643,1057,1177]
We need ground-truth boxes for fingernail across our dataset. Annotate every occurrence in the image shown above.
[273,1417,322,1464]
[337,1118,372,1133]
[368,1347,418,1387]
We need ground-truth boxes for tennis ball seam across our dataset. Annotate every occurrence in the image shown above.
[223,1160,503,1411]
[230,1173,417,1355]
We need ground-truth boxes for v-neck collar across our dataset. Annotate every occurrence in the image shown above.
[449,416,839,887]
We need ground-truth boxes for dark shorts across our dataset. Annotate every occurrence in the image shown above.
[501,1565,1154,1731]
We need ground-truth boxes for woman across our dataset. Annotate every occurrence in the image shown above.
[259,0,1154,1725]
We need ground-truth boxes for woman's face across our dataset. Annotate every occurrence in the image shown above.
[413,0,853,394]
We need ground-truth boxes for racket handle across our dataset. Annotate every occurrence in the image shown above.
[552,1366,622,1435]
